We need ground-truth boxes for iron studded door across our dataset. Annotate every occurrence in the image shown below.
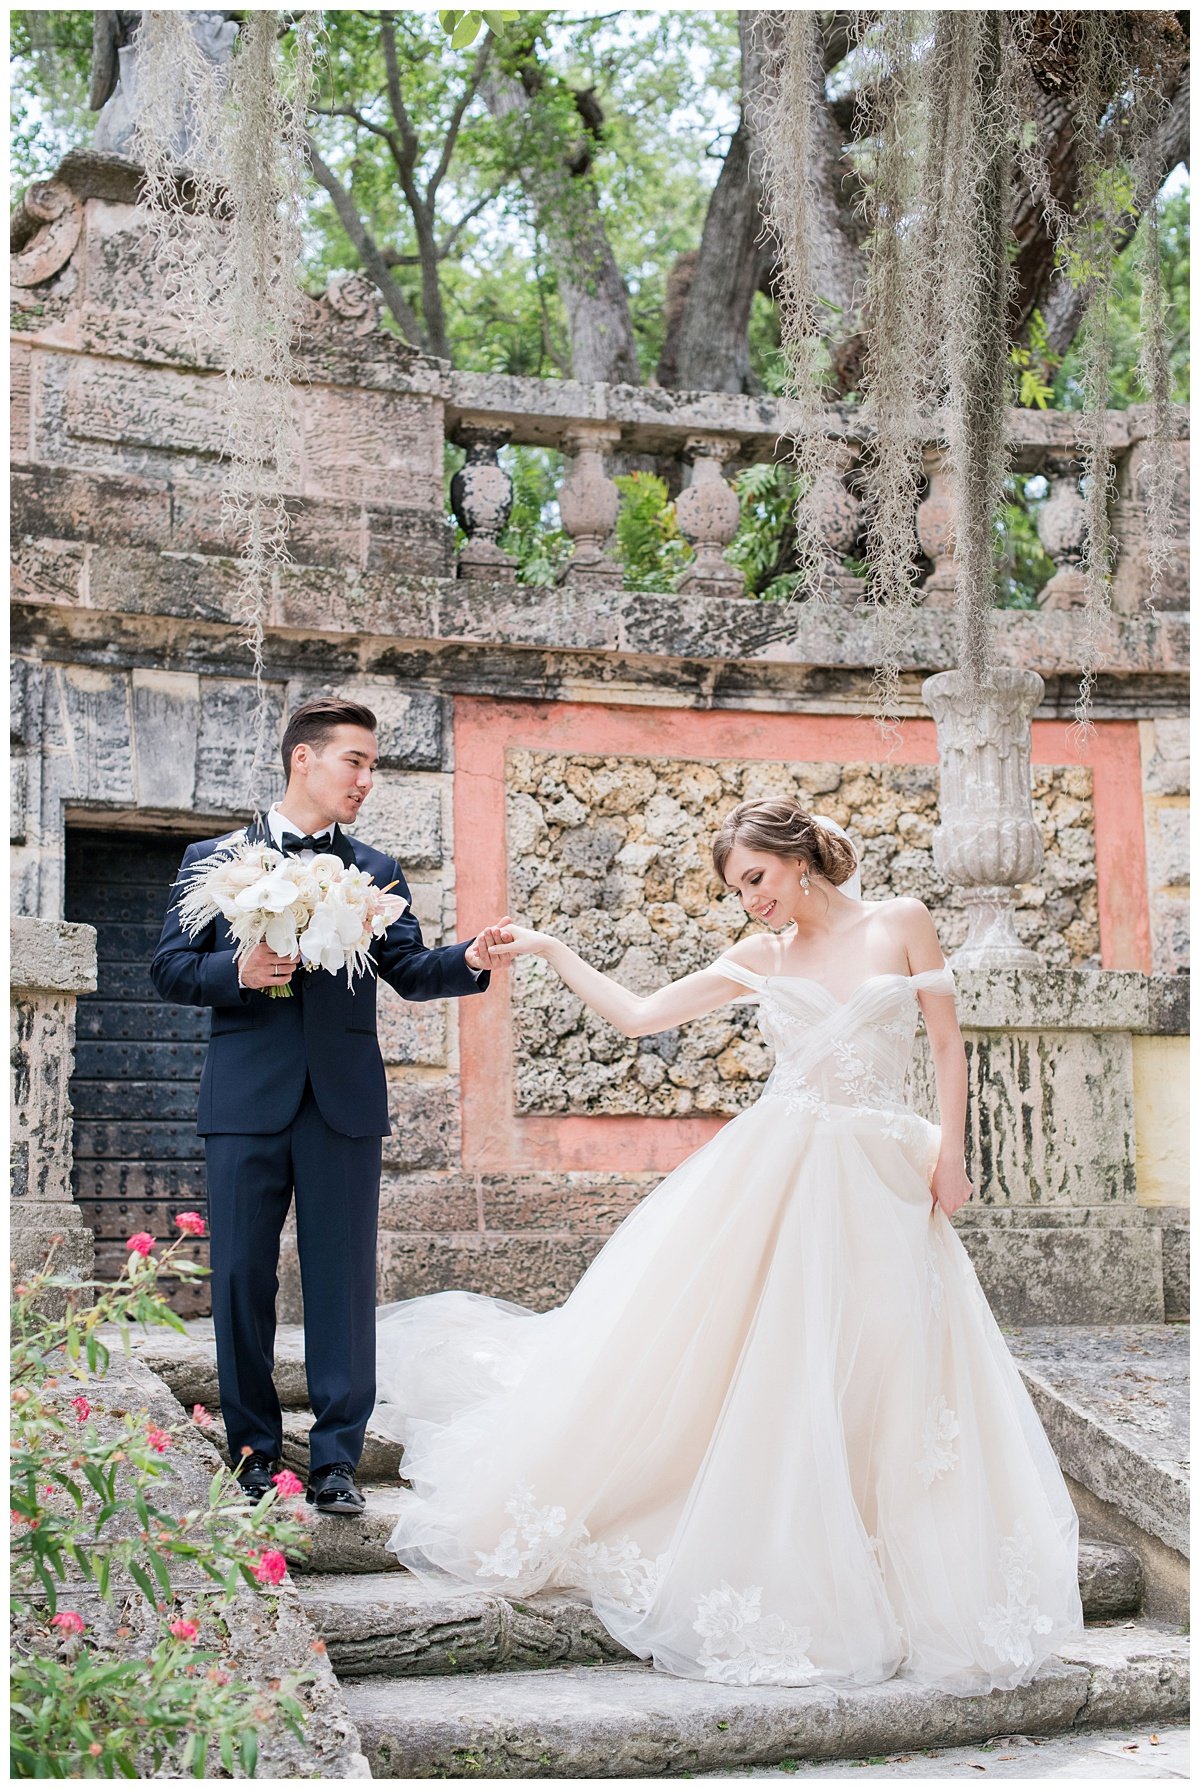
[66,830,211,1317]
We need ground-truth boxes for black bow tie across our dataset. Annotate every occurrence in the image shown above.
[281,831,334,855]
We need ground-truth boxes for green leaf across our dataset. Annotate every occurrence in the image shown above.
[240,1728,259,1776]
[220,1730,235,1774]
[149,1549,175,1601]
[129,1561,158,1607]
[451,15,481,48]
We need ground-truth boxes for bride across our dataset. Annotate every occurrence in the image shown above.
[373,798,1084,1694]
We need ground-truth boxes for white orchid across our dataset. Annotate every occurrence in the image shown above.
[176,834,407,996]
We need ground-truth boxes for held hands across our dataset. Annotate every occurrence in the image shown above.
[466,917,520,973]
[240,942,302,990]
[931,1154,975,1218]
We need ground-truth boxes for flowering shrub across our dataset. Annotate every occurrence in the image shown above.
[10,1223,318,1778]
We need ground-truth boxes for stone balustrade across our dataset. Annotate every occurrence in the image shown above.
[443,371,1189,612]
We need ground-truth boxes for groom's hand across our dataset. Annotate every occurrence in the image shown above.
[239,943,301,990]
[466,917,515,973]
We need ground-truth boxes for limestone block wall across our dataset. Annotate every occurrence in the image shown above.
[508,751,1098,1121]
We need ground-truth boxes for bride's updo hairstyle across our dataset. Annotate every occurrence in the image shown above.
[712,799,859,888]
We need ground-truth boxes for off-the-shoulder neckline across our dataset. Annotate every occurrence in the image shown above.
[716,961,953,1008]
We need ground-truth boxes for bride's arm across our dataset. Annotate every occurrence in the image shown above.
[897,900,974,1216]
[490,923,744,1037]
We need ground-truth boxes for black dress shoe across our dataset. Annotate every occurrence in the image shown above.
[234,1451,280,1503]
[306,1461,365,1516]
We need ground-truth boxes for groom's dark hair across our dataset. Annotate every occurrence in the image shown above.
[282,698,378,781]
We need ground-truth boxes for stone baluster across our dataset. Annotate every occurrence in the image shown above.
[450,420,516,582]
[922,670,1045,968]
[808,443,865,605]
[915,448,958,607]
[557,423,623,590]
[1035,459,1088,609]
[10,917,97,1314]
[1110,406,1190,613]
[675,434,744,600]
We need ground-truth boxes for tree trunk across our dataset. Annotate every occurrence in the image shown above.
[482,66,641,385]
[659,13,771,393]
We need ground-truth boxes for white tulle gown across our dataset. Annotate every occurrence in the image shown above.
[374,958,1084,1694]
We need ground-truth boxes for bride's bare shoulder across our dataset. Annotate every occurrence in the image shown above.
[714,933,783,973]
[862,896,942,956]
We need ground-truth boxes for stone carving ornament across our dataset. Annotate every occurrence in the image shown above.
[1036,460,1088,609]
[9,180,84,288]
[91,10,240,159]
[922,669,1045,968]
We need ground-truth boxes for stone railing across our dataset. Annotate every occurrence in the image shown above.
[443,371,1190,614]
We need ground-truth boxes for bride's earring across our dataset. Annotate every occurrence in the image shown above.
[799,871,811,895]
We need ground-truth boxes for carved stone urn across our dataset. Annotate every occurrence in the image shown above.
[922,669,1045,967]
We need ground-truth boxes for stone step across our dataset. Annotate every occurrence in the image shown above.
[340,1620,1189,1779]
[280,1410,406,1487]
[115,1319,310,1413]
[289,1488,409,1576]
[297,1539,1144,1679]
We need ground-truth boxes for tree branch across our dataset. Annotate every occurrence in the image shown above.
[309,102,409,174]
[304,133,428,348]
[378,12,420,170]
[428,33,494,202]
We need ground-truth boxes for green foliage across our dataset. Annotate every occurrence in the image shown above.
[1010,310,1062,410]
[10,1238,315,1778]
[996,482,1057,609]
[502,447,572,585]
[612,472,692,592]
[727,462,800,602]
[1055,185,1190,408]
[438,11,520,52]
[10,10,93,191]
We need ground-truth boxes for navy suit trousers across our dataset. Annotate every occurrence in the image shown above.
[204,1079,382,1473]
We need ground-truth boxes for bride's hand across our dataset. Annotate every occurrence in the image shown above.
[488,922,560,962]
[931,1156,974,1218]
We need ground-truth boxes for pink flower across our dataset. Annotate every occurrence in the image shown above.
[146,1425,172,1453]
[191,1403,214,1429]
[125,1232,155,1257]
[251,1549,288,1586]
[51,1611,86,1636]
[174,1211,206,1238]
[169,1618,200,1641]
[70,1396,91,1422]
[271,1469,304,1498]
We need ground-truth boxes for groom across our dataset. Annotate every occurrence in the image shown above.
[151,697,508,1514]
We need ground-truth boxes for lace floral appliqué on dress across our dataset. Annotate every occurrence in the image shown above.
[979,1522,1055,1668]
[693,1582,819,1686]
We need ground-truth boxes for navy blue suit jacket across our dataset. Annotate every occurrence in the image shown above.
[150,820,488,1138]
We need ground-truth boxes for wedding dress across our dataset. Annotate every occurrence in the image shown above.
[374,957,1084,1694]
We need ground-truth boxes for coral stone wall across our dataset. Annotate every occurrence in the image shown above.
[508,751,1098,1119]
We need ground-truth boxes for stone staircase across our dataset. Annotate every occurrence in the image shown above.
[133,1322,1189,1779]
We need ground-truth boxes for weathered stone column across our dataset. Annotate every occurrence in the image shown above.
[450,419,516,582]
[11,917,97,1310]
[923,670,1045,968]
[557,423,622,590]
[675,434,744,600]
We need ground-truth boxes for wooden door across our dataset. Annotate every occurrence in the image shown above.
[66,830,211,1317]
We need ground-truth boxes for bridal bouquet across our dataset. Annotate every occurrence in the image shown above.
[176,836,408,996]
